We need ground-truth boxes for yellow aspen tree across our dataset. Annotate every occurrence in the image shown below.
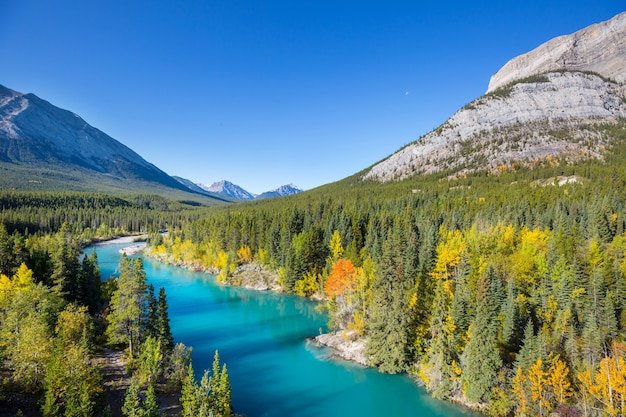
[548,356,572,404]
[236,245,252,264]
[13,263,35,289]
[584,355,626,417]
[256,248,270,266]
[431,229,467,283]
[0,273,13,304]
[511,366,529,416]
[528,358,551,416]
[328,230,344,263]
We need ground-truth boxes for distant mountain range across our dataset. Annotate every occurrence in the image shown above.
[0,84,299,202]
[174,179,303,201]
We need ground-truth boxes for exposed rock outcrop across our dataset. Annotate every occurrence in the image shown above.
[314,331,368,366]
[488,12,626,93]
[364,71,626,182]
[363,12,626,183]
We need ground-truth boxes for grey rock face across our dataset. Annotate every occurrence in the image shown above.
[363,72,626,182]
[363,12,626,183]
[0,84,187,190]
[488,12,626,93]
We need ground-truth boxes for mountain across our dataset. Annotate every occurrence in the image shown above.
[196,180,303,200]
[363,12,626,183]
[255,184,303,200]
[201,180,256,200]
[487,12,626,93]
[0,84,223,202]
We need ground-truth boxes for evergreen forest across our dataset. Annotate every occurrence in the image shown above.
[0,193,233,417]
[148,120,626,416]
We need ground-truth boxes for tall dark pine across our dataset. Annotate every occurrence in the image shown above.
[0,224,15,276]
[366,225,412,374]
[145,284,158,338]
[76,250,102,314]
[157,287,174,351]
[51,225,80,301]
[461,267,503,403]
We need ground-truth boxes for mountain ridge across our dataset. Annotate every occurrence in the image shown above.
[363,12,626,183]
[195,180,303,200]
[0,84,223,203]
[488,12,626,93]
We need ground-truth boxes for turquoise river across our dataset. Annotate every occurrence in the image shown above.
[92,241,482,417]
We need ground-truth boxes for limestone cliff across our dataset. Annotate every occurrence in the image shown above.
[363,13,626,183]
[488,12,626,93]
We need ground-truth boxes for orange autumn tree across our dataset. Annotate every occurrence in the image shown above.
[325,258,356,298]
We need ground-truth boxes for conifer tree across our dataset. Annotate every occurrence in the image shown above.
[145,284,158,338]
[180,364,197,417]
[462,267,503,403]
[144,383,160,417]
[366,227,411,374]
[157,287,174,351]
[515,320,543,373]
[122,377,142,417]
[106,255,148,358]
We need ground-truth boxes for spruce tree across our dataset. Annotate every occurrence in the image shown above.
[106,255,148,358]
[144,383,160,417]
[462,267,503,403]
[514,320,542,372]
[146,284,158,338]
[157,287,174,351]
[180,364,198,417]
[122,377,142,417]
[366,227,411,374]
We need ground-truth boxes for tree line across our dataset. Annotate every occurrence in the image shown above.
[0,191,210,238]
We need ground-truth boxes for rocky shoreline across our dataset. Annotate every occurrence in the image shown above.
[312,330,368,366]
[142,246,371,369]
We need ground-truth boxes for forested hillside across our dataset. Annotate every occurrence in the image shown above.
[0,194,232,417]
[151,120,626,416]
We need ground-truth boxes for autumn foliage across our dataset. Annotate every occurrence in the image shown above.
[324,259,356,298]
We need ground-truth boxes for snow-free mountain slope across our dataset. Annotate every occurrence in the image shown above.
[0,84,223,202]
[363,12,626,183]
[488,12,626,93]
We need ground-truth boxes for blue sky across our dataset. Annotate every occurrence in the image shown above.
[0,1,623,194]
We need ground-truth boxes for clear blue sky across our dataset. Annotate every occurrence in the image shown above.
[0,1,622,194]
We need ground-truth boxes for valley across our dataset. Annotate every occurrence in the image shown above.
[1,9,626,417]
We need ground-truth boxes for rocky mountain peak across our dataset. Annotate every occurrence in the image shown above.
[200,180,256,200]
[0,84,193,193]
[362,13,626,184]
[488,12,626,93]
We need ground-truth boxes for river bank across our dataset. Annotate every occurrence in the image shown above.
[312,330,368,366]
[92,235,148,255]
[92,240,485,417]
[140,246,371,367]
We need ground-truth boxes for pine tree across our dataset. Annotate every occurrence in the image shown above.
[122,377,142,417]
[157,287,174,351]
[515,320,542,373]
[462,267,503,403]
[146,284,158,338]
[180,364,198,417]
[106,255,148,358]
[144,383,160,417]
[207,351,232,417]
[366,226,411,374]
